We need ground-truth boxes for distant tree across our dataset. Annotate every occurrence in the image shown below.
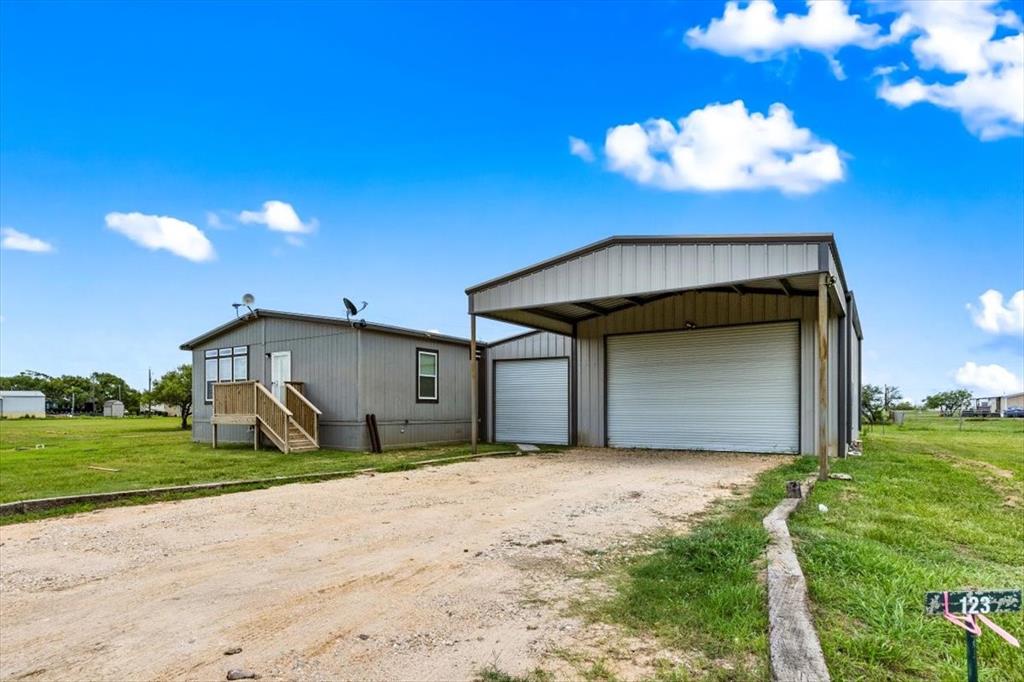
[924,389,973,430]
[90,372,141,414]
[892,400,916,411]
[150,365,192,429]
[0,372,48,393]
[883,385,903,417]
[861,384,885,426]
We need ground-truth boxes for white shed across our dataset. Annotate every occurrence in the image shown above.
[103,400,125,418]
[0,390,46,418]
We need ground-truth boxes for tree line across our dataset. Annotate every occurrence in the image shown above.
[861,383,974,427]
[0,365,193,429]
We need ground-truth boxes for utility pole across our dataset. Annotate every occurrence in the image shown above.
[148,368,153,417]
[70,390,75,416]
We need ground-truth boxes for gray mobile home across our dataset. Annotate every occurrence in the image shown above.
[468,234,863,458]
[180,310,480,452]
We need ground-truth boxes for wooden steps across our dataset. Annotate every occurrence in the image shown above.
[213,380,321,454]
[286,423,318,452]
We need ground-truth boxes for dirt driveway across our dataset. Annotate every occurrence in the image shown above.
[0,449,782,682]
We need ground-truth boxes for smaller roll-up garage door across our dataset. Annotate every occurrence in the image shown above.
[495,358,569,445]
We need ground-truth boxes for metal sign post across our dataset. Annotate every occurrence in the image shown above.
[925,589,1021,682]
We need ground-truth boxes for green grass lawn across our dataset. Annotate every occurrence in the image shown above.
[584,414,1023,681]
[792,415,1024,681]
[0,416,513,513]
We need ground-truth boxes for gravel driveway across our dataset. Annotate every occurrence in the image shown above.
[0,449,782,681]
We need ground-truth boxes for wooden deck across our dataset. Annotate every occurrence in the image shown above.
[211,381,321,453]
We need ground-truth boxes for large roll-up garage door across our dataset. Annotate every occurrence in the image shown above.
[607,322,799,453]
[495,359,569,445]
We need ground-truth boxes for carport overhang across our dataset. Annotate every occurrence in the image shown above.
[466,234,854,336]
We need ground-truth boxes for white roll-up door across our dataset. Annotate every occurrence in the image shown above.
[607,322,799,453]
[495,359,569,445]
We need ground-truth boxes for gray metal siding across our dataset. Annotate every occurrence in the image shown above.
[357,332,473,449]
[189,316,470,450]
[472,241,821,313]
[850,331,861,439]
[577,290,832,454]
[484,332,572,441]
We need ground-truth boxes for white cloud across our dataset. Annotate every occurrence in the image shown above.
[426,328,442,334]
[205,211,226,229]
[603,100,844,194]
[955,361,1024,395]
[877,2,1024,139]
[968,289,1024,335]
[568,136,595,162]
[685,0,891,78]
[105,212,215,263]
[238,200,317,234]
[1,227,53,253]
[871,62,908,77]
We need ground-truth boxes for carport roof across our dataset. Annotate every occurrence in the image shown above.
[467,233,856,336]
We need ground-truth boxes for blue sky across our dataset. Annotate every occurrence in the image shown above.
[1,1,1022,401]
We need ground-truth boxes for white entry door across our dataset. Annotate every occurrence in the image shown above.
[494,358,569,445]
[606,322,800,453]
[270,351,291,403]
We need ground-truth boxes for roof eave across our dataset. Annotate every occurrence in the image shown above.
[465,233,838,295]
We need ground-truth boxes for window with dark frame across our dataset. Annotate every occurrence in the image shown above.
[205,345,249,401]
[417,349,438,403]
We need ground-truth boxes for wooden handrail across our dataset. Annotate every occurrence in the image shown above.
[254,382,293,452]
[285,383,322,415]
[285,383,320,446]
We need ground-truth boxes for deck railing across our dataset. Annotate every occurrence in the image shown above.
[255,382,292,451]
[285,383,321,446]
[212,381,256,417]
[212,380,319,453]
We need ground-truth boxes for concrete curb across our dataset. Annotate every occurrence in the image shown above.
[0,449,522,518]
[763,475,830,682]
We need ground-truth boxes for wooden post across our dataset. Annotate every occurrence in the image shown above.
[470,314,478,454]
[212,423,218,449]
[817,272,829,481]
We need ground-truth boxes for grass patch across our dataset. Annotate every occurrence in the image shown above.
[591,454,817,680]
[0,416,516,520]
[476,666,553,682]
[791,414,1024,681]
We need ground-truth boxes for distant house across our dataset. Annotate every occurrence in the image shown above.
[0,391,46,418]
[103,400,125,417]
[976,392,1024,415]
[180,310,482,452]
[141,403,182,417]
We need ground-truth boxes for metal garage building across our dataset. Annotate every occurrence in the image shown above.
[0,390,46,418]
[467,234,862,466]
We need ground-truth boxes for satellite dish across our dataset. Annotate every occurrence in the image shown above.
[342,297,368,326]
[242,293,255,305]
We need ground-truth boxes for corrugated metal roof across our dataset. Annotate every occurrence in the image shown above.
[466,233,843,294]
[0,391,46,398]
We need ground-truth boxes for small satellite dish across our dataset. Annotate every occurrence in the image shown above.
[342,297,368,326]
[242,293,255,305]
